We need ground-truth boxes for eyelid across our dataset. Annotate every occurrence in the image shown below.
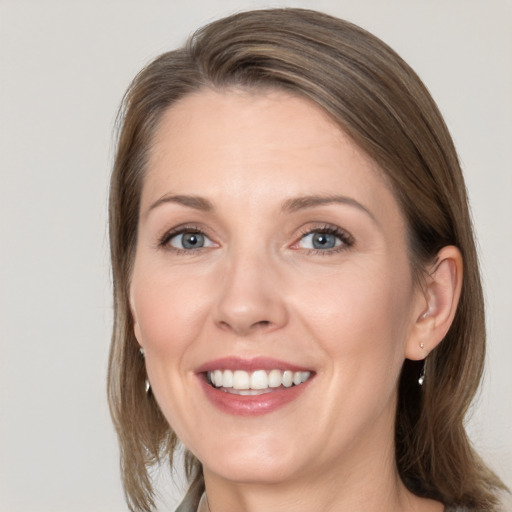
[156,222,353,255]
[170,232,216,250]
[290,223,354,253]
[157,223,218,251]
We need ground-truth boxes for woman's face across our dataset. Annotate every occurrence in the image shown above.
[130,89,426,485]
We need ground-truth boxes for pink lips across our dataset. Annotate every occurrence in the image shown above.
[196,357,314,417]
[196,356,311,373]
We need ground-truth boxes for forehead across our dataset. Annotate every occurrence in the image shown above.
[142,88,400,224]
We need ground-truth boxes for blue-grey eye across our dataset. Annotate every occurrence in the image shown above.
[299,231,342,250]
[170,232,213,250]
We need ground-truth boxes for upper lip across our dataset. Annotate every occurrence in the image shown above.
[195,356,313,374]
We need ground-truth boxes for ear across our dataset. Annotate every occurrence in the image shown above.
[406,245,463,361]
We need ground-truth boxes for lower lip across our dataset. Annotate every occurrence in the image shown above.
[198,375,313,417]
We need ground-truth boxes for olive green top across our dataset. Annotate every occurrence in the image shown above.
[174,493,468,512]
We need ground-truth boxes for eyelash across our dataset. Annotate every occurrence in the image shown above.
[293,224,354,255]
[157,224,211,254]
[157,223,354,255]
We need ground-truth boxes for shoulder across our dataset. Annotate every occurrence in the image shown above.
[174,495,195,512]
[173,477,205,512]
[174,489,207,512]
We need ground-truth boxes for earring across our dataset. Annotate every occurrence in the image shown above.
[418,358,427,386]
[139,347,151,393]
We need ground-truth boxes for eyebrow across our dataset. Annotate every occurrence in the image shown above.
[145,193,376,223]
[282,195,377,223]
[146,194,214,217]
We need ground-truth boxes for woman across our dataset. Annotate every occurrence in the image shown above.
[107,8,507,512]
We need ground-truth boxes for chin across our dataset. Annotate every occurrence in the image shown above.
[205,456,301,485]
[198,434,309,484]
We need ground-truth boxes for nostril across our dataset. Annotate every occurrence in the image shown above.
[252,320,271,329]
[216,318,273,335]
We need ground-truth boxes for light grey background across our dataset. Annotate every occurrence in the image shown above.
[1,1,511,511]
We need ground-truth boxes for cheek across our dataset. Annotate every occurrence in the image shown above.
[297,261,413,372]
[130,264,213,356]
[278,260,415,459]
[130,265,215,433]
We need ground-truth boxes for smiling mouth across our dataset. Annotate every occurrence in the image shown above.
[206,369,312,395]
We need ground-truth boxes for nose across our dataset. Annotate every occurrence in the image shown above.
[213,251,289,336]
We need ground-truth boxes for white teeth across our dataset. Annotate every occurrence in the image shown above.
[233,370,250,390]
[250,370,268,390]
[282,370,293,388]
[227,388,271,396]
[222,369,233,388]
[268,369,282,388]
[207,369,312,391]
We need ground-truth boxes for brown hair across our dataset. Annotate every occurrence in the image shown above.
[108,8,506,511]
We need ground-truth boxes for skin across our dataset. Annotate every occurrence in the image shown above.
[130,89,461,512]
